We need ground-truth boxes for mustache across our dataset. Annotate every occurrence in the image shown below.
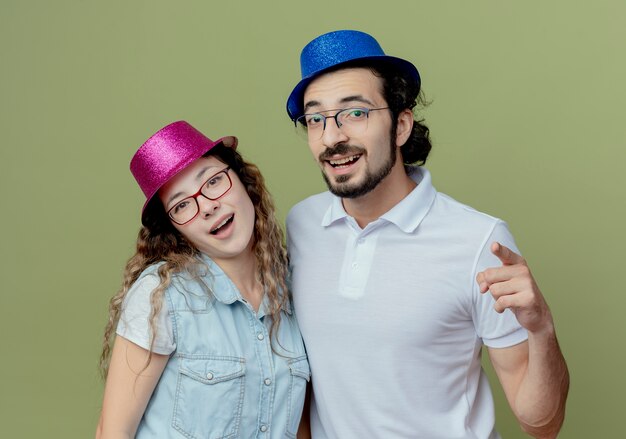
[319,144,366,162]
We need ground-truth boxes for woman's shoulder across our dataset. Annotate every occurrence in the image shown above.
[125,263,166,304]
[134,261,166,280]
[128,261,192,301]
[134,260,203,286]
[123,262,215,319]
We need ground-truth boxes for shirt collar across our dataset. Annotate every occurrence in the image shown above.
[321,194,350,227]
[320,167,437,234]
[258,293,293,318]
[380,167,436,233]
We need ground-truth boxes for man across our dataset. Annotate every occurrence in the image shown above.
[285,30,569,439]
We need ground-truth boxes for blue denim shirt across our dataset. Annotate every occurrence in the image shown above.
[131,254,309,438]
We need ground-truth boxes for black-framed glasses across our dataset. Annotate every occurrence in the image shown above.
[166,167,232,225]
[294,107,390,140]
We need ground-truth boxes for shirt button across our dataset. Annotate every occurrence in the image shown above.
[260,425,268,432]
[264,378,272,386]
[351,262,358,269]
[206,372,214,380]
[257,333,265,341]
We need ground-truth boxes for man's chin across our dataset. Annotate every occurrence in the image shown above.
[325,176,370,199]
[323,171,354,193]
[322,162,394,199]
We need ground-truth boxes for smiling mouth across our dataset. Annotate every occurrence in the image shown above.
[210,214,234,235]
[326,154,362,168]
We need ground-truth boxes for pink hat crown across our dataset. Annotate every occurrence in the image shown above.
[130,120,237,217]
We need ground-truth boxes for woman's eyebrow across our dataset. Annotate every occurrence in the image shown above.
[166,165,219,206]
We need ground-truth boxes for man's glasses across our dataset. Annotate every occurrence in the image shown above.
[166,167,232,225]
[295,107,390,140]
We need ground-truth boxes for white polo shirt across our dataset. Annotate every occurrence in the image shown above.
[286,167,528,439]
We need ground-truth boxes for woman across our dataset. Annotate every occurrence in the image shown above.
[97,121,309,438]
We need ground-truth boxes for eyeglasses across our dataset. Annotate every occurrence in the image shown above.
[166,167,232,225]
[295,107,390,140]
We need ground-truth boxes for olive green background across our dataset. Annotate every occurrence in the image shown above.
[1,1,624,437]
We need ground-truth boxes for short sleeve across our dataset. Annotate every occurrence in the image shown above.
[472,220,529,348]
[116,273,176,355]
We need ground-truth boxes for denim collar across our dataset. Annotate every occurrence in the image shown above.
[196,253,292,316]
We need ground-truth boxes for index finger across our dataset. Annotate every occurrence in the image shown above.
[491,242,524,266]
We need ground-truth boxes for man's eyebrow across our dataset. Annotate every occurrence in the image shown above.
[339,95,375,106]
[303,95,376,113]
[303,100,321,113]
[165,165,218,207]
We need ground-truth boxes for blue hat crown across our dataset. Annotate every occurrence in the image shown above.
[286,30,420,120]
[300,30,385,78]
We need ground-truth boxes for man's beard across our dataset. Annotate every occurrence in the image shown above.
[320,140,396,199]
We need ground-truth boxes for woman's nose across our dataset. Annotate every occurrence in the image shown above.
[197,195,220,218]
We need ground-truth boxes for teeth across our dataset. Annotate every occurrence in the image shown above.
[212,215,232,232]
[329,155,360,166]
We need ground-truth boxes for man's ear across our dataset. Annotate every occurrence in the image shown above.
[395,109,414,147]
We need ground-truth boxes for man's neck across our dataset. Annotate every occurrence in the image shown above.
[342,164,416,229]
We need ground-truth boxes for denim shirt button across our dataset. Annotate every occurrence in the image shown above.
[264,378,272,386]
[206,372,214,380]
[260,425,268,432]
[257,333,265,341]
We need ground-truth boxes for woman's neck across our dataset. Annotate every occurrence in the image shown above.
[211,245,263,312]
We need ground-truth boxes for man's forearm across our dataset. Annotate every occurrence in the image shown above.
[514,325,569,438]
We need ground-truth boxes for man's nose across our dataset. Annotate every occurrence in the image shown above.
[320,116,349,148]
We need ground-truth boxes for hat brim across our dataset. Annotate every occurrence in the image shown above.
[286,55,420,121]
[140,135,238,222]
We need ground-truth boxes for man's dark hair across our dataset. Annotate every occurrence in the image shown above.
[327,59,433,167]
